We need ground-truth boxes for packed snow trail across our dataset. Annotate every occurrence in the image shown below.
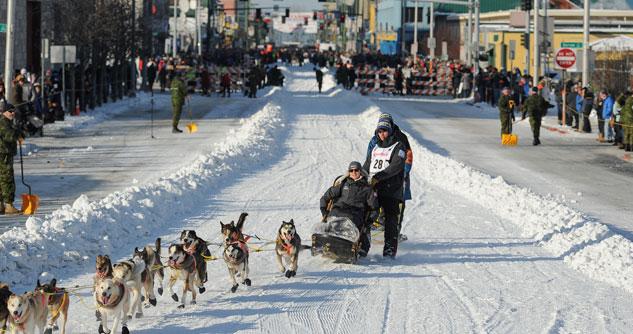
[8,68,633,333]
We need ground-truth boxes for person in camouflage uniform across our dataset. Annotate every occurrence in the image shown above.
[170,72,187,133]
[622,93,633,152]
[0,102,21,214]
[521,87,551,146]
[498,87,515,136]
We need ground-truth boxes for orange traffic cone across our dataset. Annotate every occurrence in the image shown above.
[73,99,80,116]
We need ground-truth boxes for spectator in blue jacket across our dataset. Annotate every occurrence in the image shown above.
[600,90,614,142]
[575,85,584,131]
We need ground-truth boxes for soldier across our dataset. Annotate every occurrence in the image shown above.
[498,87,515,136]
[170,72,187,133]
[0,101,21,214]
[521,87,551,146]
[622,92,633,152]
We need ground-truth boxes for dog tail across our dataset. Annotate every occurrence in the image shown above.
[155,238,161,256]
[237,212,248,230]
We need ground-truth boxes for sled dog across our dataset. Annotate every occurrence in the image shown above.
[275,219,301,278]
[94,255,114,321]
[6,290,49,334]
[179,230,211,293]
[167,244,199,308]
[113,257,145,319]
[220,213,251,293]
[94,278,131,334]
[133,238,165,307]
[35,278,69,334]
[0,283,13,332]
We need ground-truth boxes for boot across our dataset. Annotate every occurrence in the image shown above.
[4,203,20,215]
[172,127,183,133]
[619,143,626,149]
[533,139,538,146]
[598,134,605,143]
[626,144,632,152]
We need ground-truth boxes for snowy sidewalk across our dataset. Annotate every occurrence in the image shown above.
[2,91,273,231]
[7,68,630,333]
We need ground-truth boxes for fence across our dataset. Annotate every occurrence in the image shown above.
[354,65,454,96]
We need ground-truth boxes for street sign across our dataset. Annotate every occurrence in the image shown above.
[50,45,76,64]
[555,48,576,69]
[410,43,418,55]
[0,23,6,33]
[561,42,582,48]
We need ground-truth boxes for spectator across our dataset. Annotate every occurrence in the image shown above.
[600,90,614,143]
[0,101,20,214]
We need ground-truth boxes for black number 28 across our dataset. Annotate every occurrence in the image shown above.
[373,159,383,169]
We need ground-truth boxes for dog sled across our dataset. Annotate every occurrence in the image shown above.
[311,216,362,264]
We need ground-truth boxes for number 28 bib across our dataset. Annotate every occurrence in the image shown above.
[369,143,398,176]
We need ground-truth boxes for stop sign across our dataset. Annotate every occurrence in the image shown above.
[555,48,576,69]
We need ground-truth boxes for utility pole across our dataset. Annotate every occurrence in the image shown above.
[543,0,548,75]
[131,0,137,94]
[430,2,435,59]
[533,0,540,86]
[582,0,590,87]
[196,0,202,56]
[414,0,419,62]
[3,0,15,104]
[173,0,178,57]
[474,0,480,77]
[525,3,530,76]
[467,0,472,66]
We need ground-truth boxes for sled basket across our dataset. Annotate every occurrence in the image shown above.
[313,216,360,243]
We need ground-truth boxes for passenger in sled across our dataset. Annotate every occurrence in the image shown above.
[316,161,378,260]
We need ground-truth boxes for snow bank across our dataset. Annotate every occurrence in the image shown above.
[0,100,285,284]
[360,106,633,294]
[44,92,165,132]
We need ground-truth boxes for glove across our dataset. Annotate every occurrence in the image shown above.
[369,177,378,187]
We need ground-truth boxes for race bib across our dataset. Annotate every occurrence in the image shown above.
[370,143,398,176]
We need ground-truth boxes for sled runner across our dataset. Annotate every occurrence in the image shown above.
[311,216,361,264]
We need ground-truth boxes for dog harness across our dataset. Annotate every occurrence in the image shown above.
[169,255,196,274]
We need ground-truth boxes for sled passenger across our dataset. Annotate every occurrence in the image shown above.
[364,119,406,259]
[320,161,377,258]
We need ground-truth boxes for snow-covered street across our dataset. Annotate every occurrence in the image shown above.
[2,68,633,333]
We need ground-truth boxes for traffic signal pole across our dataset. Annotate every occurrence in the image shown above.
[533,0,540,86]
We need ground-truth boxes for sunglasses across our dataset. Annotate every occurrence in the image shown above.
[349,169,360,172]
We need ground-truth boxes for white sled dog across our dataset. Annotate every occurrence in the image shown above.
[6,290,49,334]
[167,244,199,308]
[112,257,145,319]
[220,213,251,293]
[275,219,302,278]
[94,278,131,334]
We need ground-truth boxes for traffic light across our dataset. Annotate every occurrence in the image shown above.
[256,8,262,19]
[285,8,290,18]
[521,0,532,11]
[521,33,528,48]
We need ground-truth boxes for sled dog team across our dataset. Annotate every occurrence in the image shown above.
[0,213,304,334]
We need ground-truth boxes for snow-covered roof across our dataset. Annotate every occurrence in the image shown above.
[590,34,633,51]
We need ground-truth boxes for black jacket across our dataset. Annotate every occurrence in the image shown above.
[363,135,405,201]
[320,176,376,228]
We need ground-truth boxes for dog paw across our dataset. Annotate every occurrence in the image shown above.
[98,324,108,334]
[243,278,251,286]
[149,297,157,306]
[291,270,297,277]
[127,315,132,320]
[44,328,53,334]
[285,270,293,278]
[177,304,185,309]
[122,326,130,334]
[157,287,163,296]
[171,293,179,302]
[53,325,59,331]
[135,312,143,319]
[140,295,145,302]
[199,287,206,294]
[191,300,197,305]
[231,284,239,293]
